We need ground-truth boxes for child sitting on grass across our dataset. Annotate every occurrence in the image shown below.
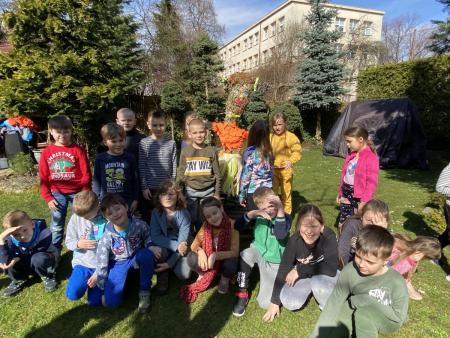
[180,197,239,303]
[95,193,154,313]
[310,225,409,338]
[0,210,58,298]
[389,233,441,300]
[65,191,107,306]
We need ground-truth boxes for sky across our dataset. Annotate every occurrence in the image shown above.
[215,0,449,43]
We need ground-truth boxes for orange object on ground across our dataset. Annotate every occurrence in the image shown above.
[212,121,248,151]
[7,116,38,129]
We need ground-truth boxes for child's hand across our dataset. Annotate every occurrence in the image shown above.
[351,236,357,250]
[262,303,280,322]
[285,268,299,287]
[357,202,366,214]
[77,237,97,249]
[0,226,22,243]
[177,242,188,256]
[155,262,170,273]
[197,249,208,271]
[130,200,138,214]
[143,189,152,200]
[240,200,247,208]
[213,194,220,200]
[336,195,340,205]
[267,195,283,210]
[87,273,97,288]
[284,160,292,170]
[149,246,162,260]
[207,252,216,270]
[48,199,59,211]
[0,257,20,270]
[247,210,271,220]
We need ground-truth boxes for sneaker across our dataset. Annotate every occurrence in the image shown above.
[138,290,151,314]
[156,271,169,295]
[430,259,441,266]
[232,291,249,317]
[2,280,26,298]
[218,276,230,294]
[446,274,450,282]
[41,276,57,293]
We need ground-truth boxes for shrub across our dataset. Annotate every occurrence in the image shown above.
[270,102,311,141]
[9,152,35,176]
[357,55,450,149]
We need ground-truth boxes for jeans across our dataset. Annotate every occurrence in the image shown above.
[157,247,191,280]
[50,192,75,249]
[187,252,238,279]
[8,252,56,281]
[66,265,102,306]
[185,186,215,232]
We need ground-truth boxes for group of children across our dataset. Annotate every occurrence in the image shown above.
[0,106,448,337]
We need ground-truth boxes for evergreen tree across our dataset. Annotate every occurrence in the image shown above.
[242,88,268,128]
[429,0,450,54]
[294,0,345,140]
[161,79,189,139]
[0,0,143,147]
[183,33,224,121]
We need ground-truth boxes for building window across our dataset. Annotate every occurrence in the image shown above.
[349,19,359,33]
[335,17,345,32]
[243,59,247,69]
[262,50,268,63]
[363,21,373,36]
[270,22,276,37]
[254,54,258,67]
[254,32,259,45]
[279,16,285,32]
[263,26,269,40]
[244,39,248,50]
[249,36,253,48]
[237,43,240,53]
[270,47,275,57]
[237,62,240,71]
[249,56,253,68]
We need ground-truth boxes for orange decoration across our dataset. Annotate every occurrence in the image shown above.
[212,121,248,151]
[7,116,38,129]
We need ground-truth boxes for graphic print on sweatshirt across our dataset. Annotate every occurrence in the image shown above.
[297,253,324,266]
[368,287,392,306]
[105,162,126,193]
[184,156,212,177]
[47,152,76,180]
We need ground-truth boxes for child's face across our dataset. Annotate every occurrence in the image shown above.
[362,211,388,228]
[189,124,207,146]
[299,215,324,245]
[159,189,177,209]
[147,117,165,139]
[256,197,278,219]
[345,136,365,153]
[116,112,136,132]
[50,128,72,146]
[354,250,387,276]
[11,220,35,242]
[272,119,286,135]
[105,136,125,155]
[104,203,128,227]
[203,205,223,226]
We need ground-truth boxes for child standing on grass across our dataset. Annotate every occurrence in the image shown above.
[180,197,239,303]
[233,187,291,317]
[93,123,139,212]
[338,199,389,265]
[310,225,409,338]
[95,194,154,313]
[270,112,302,215]
[337,126,379,230]
[177,118,221,229]
[239,120,273,211]
[435,162,450,281]
[65,191,107,306]
[389,233,441,300]
[139,110,177,222]
[0,210,58,298]
[263,204,338,322]
[39,115,91,251]
[150,180,191,295]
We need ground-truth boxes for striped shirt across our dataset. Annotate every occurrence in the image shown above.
[139,137,177,190]
[437,162,450,205]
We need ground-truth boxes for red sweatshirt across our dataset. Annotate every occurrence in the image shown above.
[39,143,92,202]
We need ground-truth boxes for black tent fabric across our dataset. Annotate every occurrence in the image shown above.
[323,98,427,169]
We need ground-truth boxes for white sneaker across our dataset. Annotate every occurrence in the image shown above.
[430,259,441,266]
[446,274,450,282]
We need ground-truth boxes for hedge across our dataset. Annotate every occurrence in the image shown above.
[357,55,450,149]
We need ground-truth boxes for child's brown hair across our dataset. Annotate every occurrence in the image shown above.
[155,180,186,213]
[270,112,287,129]
[252,186,276,207]
[73,191,99,217]
[344,126,376,153]
[361,199,390,224]
[200,196,223,220]
[391,233,441,265]
[48,115,73,131]
[247,120,273,163]
[2,210,32,229]
[147,109,165,121]
[296,204,324,229]
[100,123,126,141]
[100,193,128,215]
[356,225,394,259]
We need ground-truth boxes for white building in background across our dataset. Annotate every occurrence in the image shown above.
[218,0,384,100]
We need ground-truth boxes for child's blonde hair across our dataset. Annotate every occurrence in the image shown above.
[73,191,99,217]
[252,186,276,207]
[270,112,287,128]
[361,199,390,223]
[2,210,32,229]
[155,180,186,213]
[188,118,206,130]
[100,123,126,141]
[391,233,441,265]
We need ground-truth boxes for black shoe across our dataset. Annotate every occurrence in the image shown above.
[2,280,26,298]
[232,291,249,317]
[156,271,169,295]
[41,276,57,292]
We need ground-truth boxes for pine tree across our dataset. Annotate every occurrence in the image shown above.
[242,88,268,128]
[294,0,345,140]
[429,0,450,54]
[0,0,143,147]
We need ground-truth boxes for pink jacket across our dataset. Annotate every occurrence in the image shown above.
[338,146,379,202]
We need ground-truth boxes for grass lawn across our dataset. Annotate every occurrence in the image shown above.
[1,146,450,338]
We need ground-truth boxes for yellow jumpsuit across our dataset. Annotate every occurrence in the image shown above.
[270,131,302,214]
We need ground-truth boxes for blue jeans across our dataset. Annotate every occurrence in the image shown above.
[50,191,75,249]
[66,265,102,306]
[104,248,154,308]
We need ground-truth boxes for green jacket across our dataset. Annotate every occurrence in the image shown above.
[252,215,290,264]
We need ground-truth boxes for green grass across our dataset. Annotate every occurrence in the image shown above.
[1,146,450,338]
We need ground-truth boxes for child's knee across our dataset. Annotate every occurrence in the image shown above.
[136,248,154,264]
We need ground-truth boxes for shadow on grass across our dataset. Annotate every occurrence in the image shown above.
[292,190,308,219]
[403,210,439,237]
